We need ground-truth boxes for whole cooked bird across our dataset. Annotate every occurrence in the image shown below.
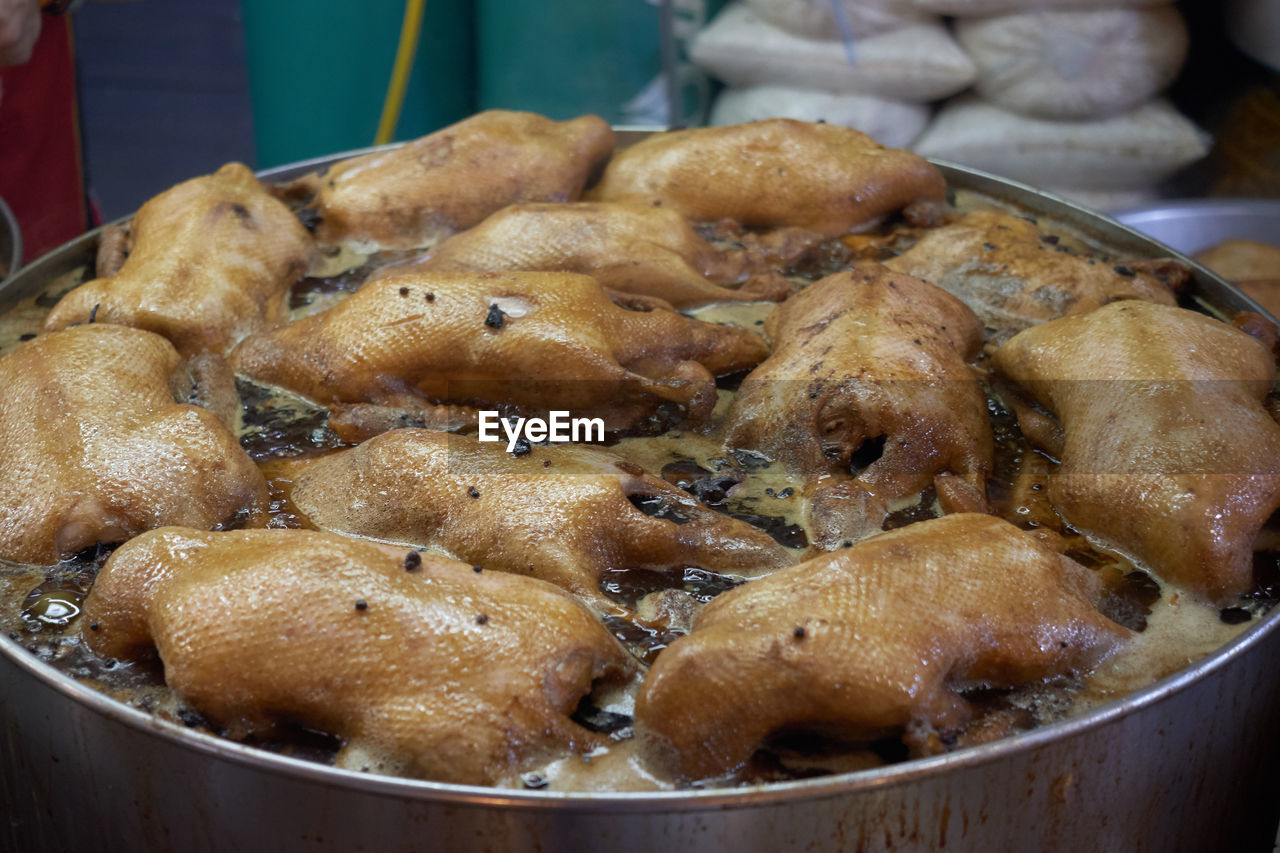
[411,201,801,308]
[43,162,312,357]
[82,527,635,785]
[588,119,945,236]
[993,300,1280,603]
[721,265,992,547]
[290,429,794,600]
[230,270,769,440]
[0,324,267,564]
[635,513,1127,781]
[291,110,615,251]
[886,209,1182,338]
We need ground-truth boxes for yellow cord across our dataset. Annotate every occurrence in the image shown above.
[374,0,426,145]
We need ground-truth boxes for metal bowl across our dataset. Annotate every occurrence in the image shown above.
[1112,198,1280,257]
[1,156,1278,853]
[0,195,20,284]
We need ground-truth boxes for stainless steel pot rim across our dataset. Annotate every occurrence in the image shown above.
[1,144,1274,811]
[3,603,1275,811]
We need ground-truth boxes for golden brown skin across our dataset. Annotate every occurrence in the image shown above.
[994,301,1280,603]
[1195,239,1280,283]
[412,201,795,308]
[886,210,1181,338]
[1238,281,1280,320]
[298,111,615,250]
[43,163,312,357]
[1194,239,1280,319]
[230,270,769,433]
[0,325,268,565]
[721,265,992,547]
[587,119,946,237]
[635,513,1127,781]
[83,527,634,785]
[290,429,794,600]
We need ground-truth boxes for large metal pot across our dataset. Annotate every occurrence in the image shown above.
[2,154,1278,853]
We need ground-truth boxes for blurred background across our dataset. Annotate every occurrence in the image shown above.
[3,0,1279,262]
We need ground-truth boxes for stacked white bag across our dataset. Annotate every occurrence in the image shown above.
[691,0,978,148]
[911,0,1210,208]
[692,0,1211,209]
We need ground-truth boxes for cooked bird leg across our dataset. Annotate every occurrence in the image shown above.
[290,429,794,601]
[587,119,945,237]
[230,270,769,436]
[410,201,797,308]
[886,209,1183,339]
[290,110,615,251]
[43,162,312,357]
[0,325,268,564]
[721,265,992,547]
[634,513,1127,781]
[83,527,635,785]
[993,300,1280,603]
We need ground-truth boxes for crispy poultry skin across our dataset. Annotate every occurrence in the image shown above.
[0,325,268,565]
[295,111,615,251]
[993,301,1280,603]
[43,163,312,357]
[410,201,797,308]
[289,429,794,600]
[586,119,946,237]
[634,513,1127,781]
[886,210,1181,338]
[721,265,992,547]
[82,527,634,785]
[229,270,768,435]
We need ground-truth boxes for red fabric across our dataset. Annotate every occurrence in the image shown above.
[0,14,87,264]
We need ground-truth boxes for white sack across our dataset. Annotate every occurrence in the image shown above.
[912,96,1210,190]
[745,0,928,40]
[957,8,1188,120]
[691,2,976,102]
